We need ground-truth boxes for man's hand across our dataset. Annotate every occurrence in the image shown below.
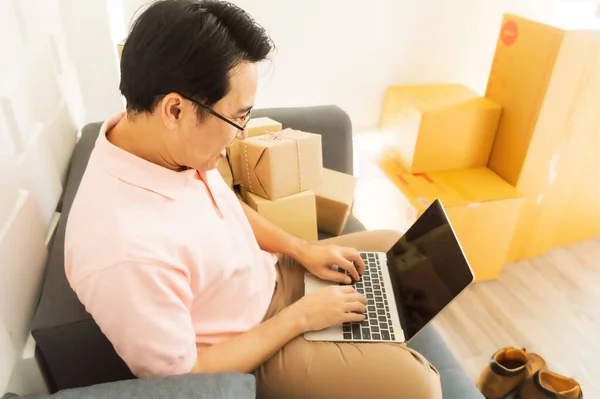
[289,285,367,332]
[296,243,365,284]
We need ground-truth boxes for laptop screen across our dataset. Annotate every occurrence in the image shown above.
[385,199,474,341]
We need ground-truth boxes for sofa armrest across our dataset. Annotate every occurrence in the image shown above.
[4,373,255,399]
[251,105,354,175]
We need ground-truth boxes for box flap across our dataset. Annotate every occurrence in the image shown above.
[387,84,480,113]
[373,151,522,211]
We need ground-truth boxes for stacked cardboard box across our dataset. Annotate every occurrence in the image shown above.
[364,13,600,281]
[381,84,502,173]
[374,82,520,282]
[485,14,600,260]
[354,151,522,282]
[313,168,357,236]
[219,118,357,241]
[227,117,283,185]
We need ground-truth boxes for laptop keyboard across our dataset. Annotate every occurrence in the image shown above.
[340,253,396,341]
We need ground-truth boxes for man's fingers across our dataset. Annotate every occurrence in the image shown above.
[336,257,360,282]
[344,248,365,275]
[339,285,358,294]
[345,301,367,314]
[347,292,368,305]
[342,311,366,323]
[323,269,352,284]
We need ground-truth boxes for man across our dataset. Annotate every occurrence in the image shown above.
[65,1,441,397]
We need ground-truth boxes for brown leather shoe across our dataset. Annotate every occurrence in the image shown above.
[477,347,547,399]
[518,370,583,399]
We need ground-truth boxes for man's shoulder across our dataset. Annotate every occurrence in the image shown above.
[64,167,172,278]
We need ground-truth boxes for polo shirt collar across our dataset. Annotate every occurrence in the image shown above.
[94,112,199,200]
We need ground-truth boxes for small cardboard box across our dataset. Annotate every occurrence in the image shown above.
[313,168,357,236]
[117,41,124,60]
[354,151,523,282]
[216,158,233,189]
[242,188,318,242]
[240,129,323,200]
[380,83,502,173]
[228,117,283,185]
[485,14,600,260]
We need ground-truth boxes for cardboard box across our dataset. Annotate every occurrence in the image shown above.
[354,151,523,282]
[524,121,600,252]
[485,14,600,260]
[380,84,502,173]
[117,41,124,59]
[313,168,357,236]
[216,158,233,189]
[242,188,318,242]
[228,117,283,185]
[240,129,323,200]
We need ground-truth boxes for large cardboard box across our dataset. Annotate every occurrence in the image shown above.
[380,84,502,173]
[240,129,323,200]
[486,14,600,260]
[523,114,600,251]
[242,188,318,242]
[228,117,283,185]
[313,168,357,236]
[354,151,523,282]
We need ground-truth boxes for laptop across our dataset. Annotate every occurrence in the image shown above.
[303,199,474,343]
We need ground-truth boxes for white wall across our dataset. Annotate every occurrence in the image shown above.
[94,0,600,130]
[0,0,111,395]
[122,0,564,130]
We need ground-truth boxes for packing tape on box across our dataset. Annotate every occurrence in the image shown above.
[243,131,304,193]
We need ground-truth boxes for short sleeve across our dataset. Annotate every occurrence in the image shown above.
[73,261,197,378]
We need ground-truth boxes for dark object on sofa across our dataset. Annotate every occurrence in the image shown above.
[27,105,483,398]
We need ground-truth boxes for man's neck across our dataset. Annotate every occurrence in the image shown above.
[107,113,182,171]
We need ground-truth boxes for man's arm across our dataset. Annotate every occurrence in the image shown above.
[239,198,363,282]
[191,305,301,374]
[191,285,366,374]
[240,201,309,259]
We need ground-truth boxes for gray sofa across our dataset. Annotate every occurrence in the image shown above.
[6,105,483,398]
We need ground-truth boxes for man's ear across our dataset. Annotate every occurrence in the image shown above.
[160,93,184,129]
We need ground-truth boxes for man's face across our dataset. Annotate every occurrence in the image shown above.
[165,61,257,172]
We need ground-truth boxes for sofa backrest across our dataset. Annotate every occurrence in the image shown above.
[31,123,135,393]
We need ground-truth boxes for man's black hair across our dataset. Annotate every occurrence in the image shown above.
[119,0,274,115]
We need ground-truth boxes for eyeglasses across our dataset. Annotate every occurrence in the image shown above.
[179,93,250,131]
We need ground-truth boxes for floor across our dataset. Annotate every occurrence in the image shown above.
[351,133,600,397]
[433,237,600,398]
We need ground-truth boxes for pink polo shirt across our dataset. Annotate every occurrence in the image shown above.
[64,112,278,378]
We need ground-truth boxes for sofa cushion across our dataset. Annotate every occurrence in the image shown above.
[4,373,255,399]
[408,324,484,399]
[56,122,103,215]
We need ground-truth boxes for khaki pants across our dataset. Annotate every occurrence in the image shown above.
[254,230,442,399]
